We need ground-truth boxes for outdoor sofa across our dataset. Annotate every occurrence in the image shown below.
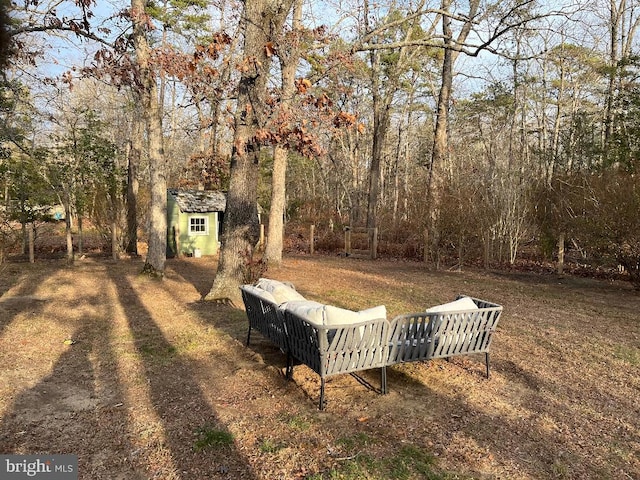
[240,278,503,410]
[387,295,503,378]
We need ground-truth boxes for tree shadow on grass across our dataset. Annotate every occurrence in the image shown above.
[167,257,218,298]
[167,257,639,479]
[380,355,636,479]
[186,298,293,378]
[0,294,144,479]
[107,270,257,479]
[0,262,56,336]
[192,298,636,479]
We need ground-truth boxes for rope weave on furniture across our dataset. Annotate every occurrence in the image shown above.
[284,312,390,377]
[283,311,390,409]
[240,284,502,408]
[241,286,288,352]
[387,296,503,375]
[387,313,435,364]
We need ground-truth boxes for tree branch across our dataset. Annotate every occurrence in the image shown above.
[352,1,475,54]
[8,23,115,49]
[353,1,569,61]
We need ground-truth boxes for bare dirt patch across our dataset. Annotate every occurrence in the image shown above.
[0,255,638,479]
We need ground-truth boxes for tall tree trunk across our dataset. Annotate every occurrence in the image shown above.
[126,107,142,255]
[112,220,119,260]
[603,0,640,161]
[64,199,74,263]
[77,216,83,255]
[367,87,390,237]
[604,0,621,149]
[132,0,167,277]
[362,0,418,246]
[426,0,454,268]
[549,42,565,183]
[205,0,293,303]
[203,7,241,183]
[426,0,478,267]
[264,0,303,265]
[28,223,34,263]
[265,144,287,262]
[366,42,385,233]
[207,33,241,176]
[393,77,416,226]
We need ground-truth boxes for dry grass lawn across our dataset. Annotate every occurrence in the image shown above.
[0,254,638,479]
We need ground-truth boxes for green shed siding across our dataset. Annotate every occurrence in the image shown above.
[166,190,223,257]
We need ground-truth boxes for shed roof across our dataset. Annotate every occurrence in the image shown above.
[168,189,226,213]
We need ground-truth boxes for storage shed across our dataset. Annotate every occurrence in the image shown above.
[166,189,226,257]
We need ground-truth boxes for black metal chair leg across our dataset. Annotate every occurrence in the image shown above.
[246,327,251,346]
[319,378,326,410]
[285,353,294,380]
[485,352,490,378]
[381,367,387,394]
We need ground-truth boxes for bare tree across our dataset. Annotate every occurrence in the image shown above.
[420,0,476,266]
[131,1,168,277]
[360,0,434,254]
[602,0,640,152]
[126,105,143,256]
[205,0,294,303]
[263,0,303,265]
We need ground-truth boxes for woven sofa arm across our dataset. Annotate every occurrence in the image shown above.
[388,296,503,366]
[456,294,502,311]
[240,285,289,352]
[284,311,390,377]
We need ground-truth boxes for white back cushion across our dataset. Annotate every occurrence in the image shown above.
[324,304,387,326]
[281,300,325,325]
[282,302,387,327]
[242,285,277,304]
[426,296,477,314]
[256,278,306,304]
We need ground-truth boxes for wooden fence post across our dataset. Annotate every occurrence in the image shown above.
[423,228,429,263]
[371,227,378,259]
[344,227,351,256]
[557,232,565,275]
[310,225,315,254]
[483,231,490,269]
[112,221,119,261]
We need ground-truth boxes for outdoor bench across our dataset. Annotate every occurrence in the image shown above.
[387,295,503,377]
[241,278,388,409]
[240,282,301,353]
[240,279,502,409]
[282,301,389,410]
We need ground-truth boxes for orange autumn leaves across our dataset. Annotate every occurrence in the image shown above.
[250,76,364,157]
[157,33,363,158]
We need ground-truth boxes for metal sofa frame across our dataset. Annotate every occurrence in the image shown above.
[240,286,502,410]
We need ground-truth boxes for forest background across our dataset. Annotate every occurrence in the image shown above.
[1,0,640,296]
